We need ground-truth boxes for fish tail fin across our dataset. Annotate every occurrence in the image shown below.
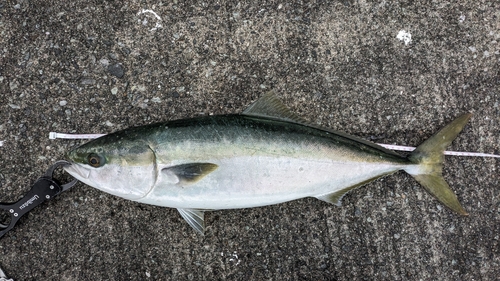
[406,113,472,215]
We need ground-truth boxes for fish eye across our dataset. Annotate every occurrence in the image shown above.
[87,153,105,168]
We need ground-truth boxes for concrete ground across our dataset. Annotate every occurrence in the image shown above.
[0,0,499,280]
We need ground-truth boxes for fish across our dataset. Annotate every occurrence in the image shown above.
[64,93,471,234]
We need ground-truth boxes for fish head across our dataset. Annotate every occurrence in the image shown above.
[64,135,157,200]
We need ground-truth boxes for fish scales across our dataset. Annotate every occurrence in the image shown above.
[144,115,410,208]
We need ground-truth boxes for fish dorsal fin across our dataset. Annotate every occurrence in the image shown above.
[162,163,218,185]
[177,208,205,235]
[242,92,308,124]
[244,93,402,157]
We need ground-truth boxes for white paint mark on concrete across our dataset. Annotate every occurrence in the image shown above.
[137,9,163,31]
[396,30,412,45]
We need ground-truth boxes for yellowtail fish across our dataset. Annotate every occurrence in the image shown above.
[64,93,471,234]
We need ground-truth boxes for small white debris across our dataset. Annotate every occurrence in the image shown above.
[0,140,4,147]
[137,9,163,31]
[151,97,161,103]
[111,87,118,95]
[146,272,151,278]
[8,104,20,109]
[394,233,401,239]
[396,30,412,45]
[59,100,67,106]
[459,14,466,23]
[105,120,115,127]
[468,46,477,52]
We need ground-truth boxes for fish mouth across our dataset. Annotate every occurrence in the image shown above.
[63,162,91,181]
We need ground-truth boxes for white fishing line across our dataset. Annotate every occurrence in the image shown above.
[377,144,500,158]
[49,132,500,158]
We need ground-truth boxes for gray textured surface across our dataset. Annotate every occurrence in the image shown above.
[0,0,499,280]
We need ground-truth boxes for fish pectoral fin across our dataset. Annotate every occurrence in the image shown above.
[177,208,205,235]
[162,163,218,184]
[242,92,309,124]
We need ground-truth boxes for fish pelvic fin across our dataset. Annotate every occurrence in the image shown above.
[177,208,205,235]
[406,113,472,215]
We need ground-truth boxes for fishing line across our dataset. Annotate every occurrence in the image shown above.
[377,144,500,158]
[49,132,500,158]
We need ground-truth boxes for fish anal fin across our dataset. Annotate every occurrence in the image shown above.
[316,186,357,206]
[162,163,218,185]
[242,92,308,124]
[177,208,206,235]
[316,173,394,206]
